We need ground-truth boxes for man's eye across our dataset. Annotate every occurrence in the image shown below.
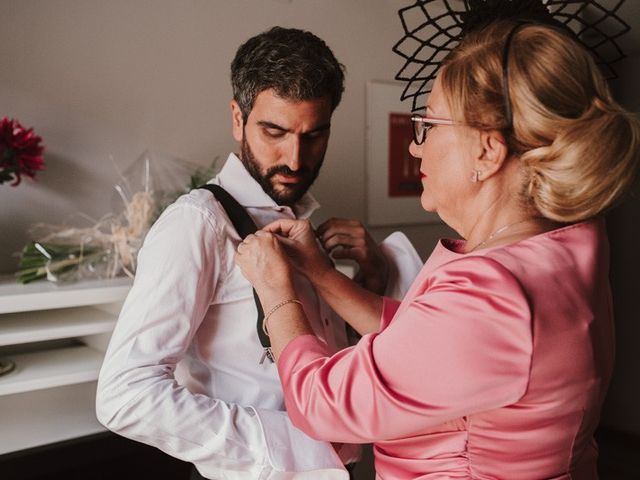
[302,130,327,141]
[264,128,286,138]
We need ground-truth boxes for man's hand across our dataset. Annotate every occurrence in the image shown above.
[316,218,389,295]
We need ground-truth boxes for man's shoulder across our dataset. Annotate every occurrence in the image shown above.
[157,186,231,231]
[168,186,224,214]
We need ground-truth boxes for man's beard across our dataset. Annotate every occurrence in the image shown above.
[240,136,323,206]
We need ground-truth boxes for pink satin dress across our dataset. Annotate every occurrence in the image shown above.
[278,220,614,479]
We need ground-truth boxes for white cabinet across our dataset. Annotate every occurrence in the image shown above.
[0,264,355,456]
[0,276,132,455]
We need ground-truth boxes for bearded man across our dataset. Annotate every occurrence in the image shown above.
[97,26,394,480]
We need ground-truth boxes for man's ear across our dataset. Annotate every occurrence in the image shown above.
[231,100,244,142]
[475,129,509,180]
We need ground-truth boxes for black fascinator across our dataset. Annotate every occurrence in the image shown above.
[393,0,631,112]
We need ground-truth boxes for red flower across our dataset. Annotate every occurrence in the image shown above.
[0,117,45,186]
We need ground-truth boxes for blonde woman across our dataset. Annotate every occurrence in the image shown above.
[236,19,640,479]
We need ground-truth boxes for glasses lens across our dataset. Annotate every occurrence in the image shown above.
[411,116,426,145]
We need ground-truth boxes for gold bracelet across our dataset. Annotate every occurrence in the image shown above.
[262,299,303,337]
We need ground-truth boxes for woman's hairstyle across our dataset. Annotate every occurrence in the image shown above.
[440,20,640,223]
[230,26,345,122]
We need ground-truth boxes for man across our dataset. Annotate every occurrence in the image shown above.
[97,26,391,479]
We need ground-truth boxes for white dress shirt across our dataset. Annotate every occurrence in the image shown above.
[96,153,354,479]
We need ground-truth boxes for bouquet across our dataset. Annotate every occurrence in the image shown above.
[0,117,45,186]
[16,150,218,284]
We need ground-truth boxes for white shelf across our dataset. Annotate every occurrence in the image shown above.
[0,276,129,454]
[0,275,132,314]
[0,344,104,396]
[0,306,117,346]
[0,382,106,454]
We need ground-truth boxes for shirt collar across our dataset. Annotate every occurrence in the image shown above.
[213,153,320,219]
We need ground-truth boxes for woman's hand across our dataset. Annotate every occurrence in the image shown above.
[236,228,315,360]
[262,219,334,280]
[261,219,385,336]
[235,230,295,297]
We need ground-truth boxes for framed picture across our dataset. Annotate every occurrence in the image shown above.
[366,80,441,226]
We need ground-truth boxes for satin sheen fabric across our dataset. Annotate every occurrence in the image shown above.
[278,220,613,479]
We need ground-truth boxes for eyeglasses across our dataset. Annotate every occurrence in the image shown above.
[410,115,456,145]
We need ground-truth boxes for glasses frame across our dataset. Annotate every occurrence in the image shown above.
[410,115,457,145]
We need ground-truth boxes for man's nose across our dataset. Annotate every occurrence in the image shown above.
[283,136,302,171]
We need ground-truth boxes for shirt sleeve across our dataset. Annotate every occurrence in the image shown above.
[277,256,533,444]
[96,199,348,479]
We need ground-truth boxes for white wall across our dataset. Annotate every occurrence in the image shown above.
[0,0,453,277]
[0,3,446,477]
[1,0,639,466]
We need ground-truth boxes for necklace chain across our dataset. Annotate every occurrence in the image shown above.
[471,219,531,252]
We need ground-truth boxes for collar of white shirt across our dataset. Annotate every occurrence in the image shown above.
[214,153,320,220]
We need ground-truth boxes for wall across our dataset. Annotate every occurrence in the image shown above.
[601,44,640,434]
[0,2,446,478]
[591,1,640,437]
[0,0,452,278]
[1,0,639,472]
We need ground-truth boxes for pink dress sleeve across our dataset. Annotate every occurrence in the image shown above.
[380,297,401,330]
[277,256,533,443]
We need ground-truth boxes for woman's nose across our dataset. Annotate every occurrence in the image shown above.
[409,139,421,159]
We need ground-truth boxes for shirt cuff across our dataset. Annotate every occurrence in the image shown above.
[252,407,349,479]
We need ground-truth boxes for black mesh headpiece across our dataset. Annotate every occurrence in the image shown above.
[392,0,631,112]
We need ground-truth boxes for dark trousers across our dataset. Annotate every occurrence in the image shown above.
[190,466,206,480]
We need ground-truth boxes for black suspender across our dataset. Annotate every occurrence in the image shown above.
[198,184,273,363]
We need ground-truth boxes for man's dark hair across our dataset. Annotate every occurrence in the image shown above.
[231,26,345,121]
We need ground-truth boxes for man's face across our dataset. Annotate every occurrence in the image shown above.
[231,89,333,206]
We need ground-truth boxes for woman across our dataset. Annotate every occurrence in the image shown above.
[236,20,640,478]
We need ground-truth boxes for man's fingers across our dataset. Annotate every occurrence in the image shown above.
[329,245,365,263]
[322,233,365,252]
[316,218,361,237]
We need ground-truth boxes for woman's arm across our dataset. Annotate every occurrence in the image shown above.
[265,219,383,335]
[276,256,533,443]
[235,229,312,360]
[302,260,383,336]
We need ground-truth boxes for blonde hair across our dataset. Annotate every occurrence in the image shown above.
[440,21,640,223]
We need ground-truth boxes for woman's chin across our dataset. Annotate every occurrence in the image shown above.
[420,198,437,213]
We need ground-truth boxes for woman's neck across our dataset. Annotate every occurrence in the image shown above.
[464,215,558,253]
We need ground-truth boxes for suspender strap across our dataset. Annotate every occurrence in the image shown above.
[198,184,269,350]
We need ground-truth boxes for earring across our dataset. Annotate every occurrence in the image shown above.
[471,170,482,183]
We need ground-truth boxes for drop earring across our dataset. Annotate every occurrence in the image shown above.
[471,170,482,182]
